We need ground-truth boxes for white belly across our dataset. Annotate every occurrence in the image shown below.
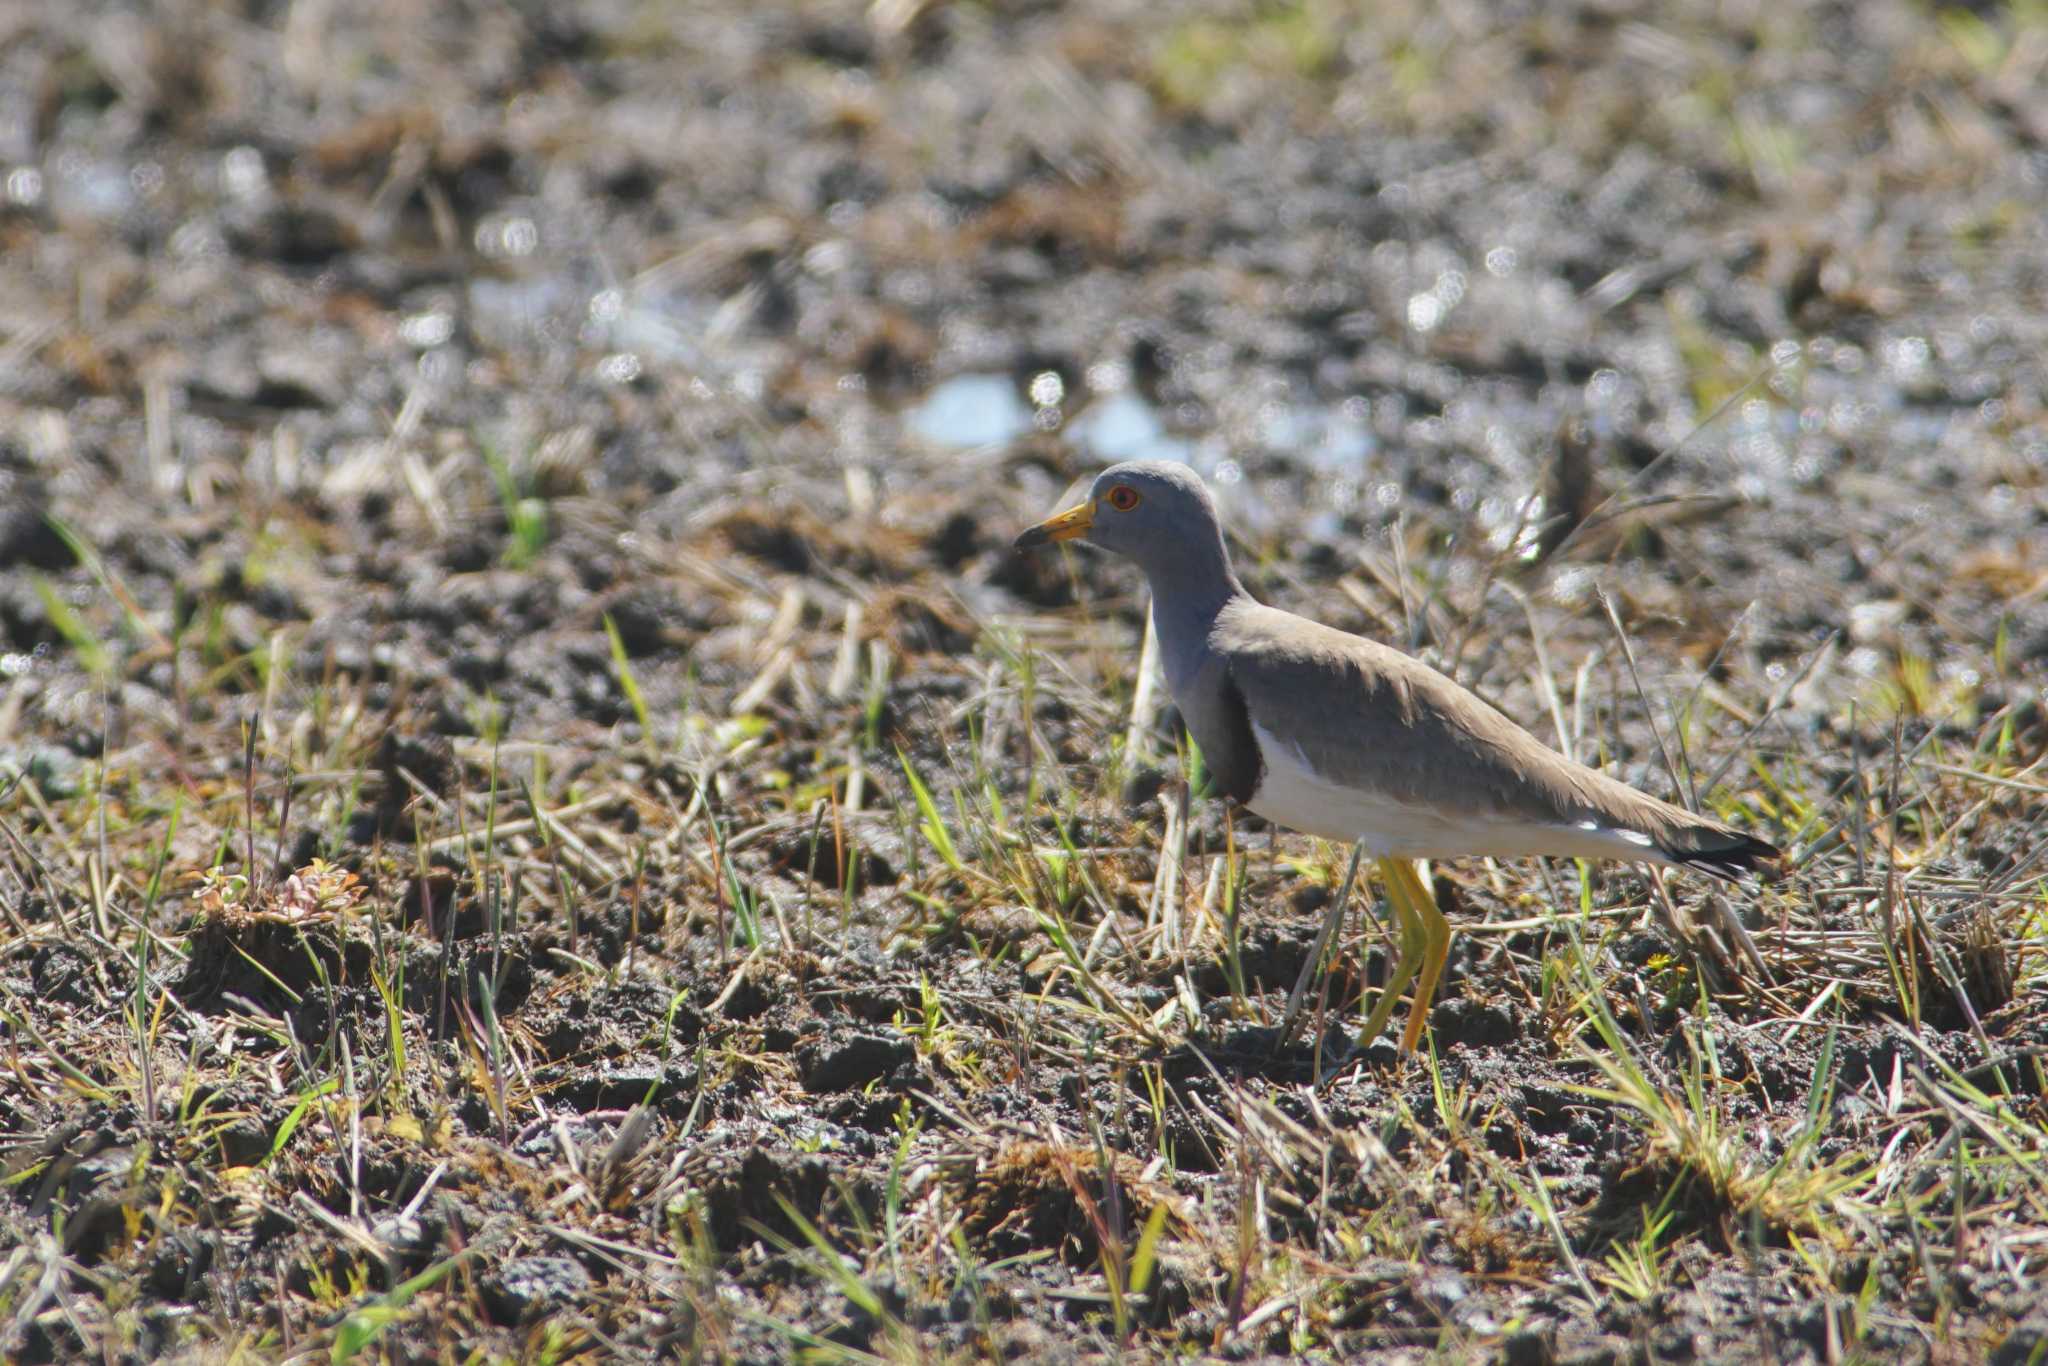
[1245,721,1666,863]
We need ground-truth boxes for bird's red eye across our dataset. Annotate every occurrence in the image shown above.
[1105,484,1140,512]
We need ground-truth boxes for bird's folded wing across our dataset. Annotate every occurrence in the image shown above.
[1217,602,1630,830]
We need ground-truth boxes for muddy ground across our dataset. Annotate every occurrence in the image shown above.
[2,0,2046,1361]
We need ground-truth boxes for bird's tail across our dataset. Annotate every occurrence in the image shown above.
[1661,827,1784,883]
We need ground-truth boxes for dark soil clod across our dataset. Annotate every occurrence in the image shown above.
[797,1029,916,1094]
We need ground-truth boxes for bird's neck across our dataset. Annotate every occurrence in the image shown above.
[1139,551,1246,694]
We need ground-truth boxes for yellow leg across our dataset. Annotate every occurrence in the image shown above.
[1357,858,1425,1051]
[1393,860,1453,1055]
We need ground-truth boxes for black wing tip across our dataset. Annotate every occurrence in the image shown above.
[1670,832,1784,884]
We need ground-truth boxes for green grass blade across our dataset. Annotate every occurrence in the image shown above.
[270,1076,341,1163]
[603,612,653,739]
[897,749,961,870]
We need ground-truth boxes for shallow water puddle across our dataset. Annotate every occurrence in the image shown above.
[908,373,1380,475]
[906,373,1036,447]
[1064,391,1195,464]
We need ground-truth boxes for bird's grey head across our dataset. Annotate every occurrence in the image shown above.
[1014,461,1240,601]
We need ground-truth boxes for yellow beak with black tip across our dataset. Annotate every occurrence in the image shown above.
[1013,499,1094,550]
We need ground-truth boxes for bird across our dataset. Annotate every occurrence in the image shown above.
[1014,460,1780,1055]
